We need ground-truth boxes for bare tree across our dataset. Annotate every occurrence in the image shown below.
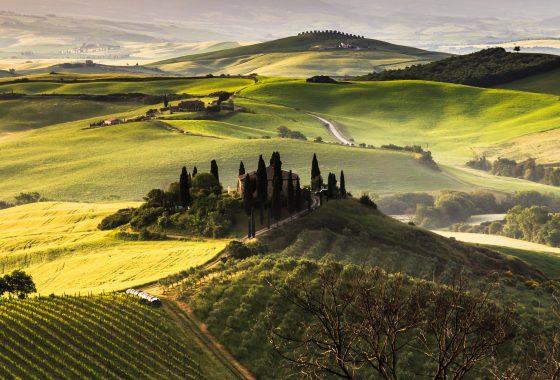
[269,265,516,379]
[268,263,362,379]
[418,282,515,380]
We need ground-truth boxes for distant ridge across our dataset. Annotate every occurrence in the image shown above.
[152,31,450,77]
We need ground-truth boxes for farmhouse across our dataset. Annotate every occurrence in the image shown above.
[237,165,300,199]
[104,118,122,126]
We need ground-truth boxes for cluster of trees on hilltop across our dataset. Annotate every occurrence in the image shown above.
[99,160,238,238]
[468,156,560,187]
[361,48,560,87]
[297,30,365,39]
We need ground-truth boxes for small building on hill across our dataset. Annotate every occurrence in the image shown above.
[237,165,300,199]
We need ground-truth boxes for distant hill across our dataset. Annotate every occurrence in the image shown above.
[152,31,450,77]
[361,48,560,87]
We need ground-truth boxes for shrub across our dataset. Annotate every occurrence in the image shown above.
[306,76,338,84]
[98,208,135,230]
[191,173,221,197]
[359,195,377,209]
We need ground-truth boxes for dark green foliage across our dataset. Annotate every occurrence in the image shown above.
[359,194,377,209]
[362,48,560,87]
[224,240,267,260]
[295,179,303,211]
[192,166,198,177]
[256,155,268,204]
[97,208,135,230]
[14,192,42,205]
[130,206,166,230]
[306,75,338,84]
[311,153,322,191]
[469,156,560,187]
[1,270,36,299]
[287,171,295,213]
[191,172,221,197]
[179,166,191,208]
[466,156,492,171]
[377,193,435,215]
[327,172,338,199]
[143,189,167,208]
[381,144,440,171]
[210,159,220,186]
[339,171,346,198]
[277,126,306,140]
[163,94,169,108]
[239,161,245,176]
[243,175,253,216]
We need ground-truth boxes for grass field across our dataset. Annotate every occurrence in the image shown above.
[0,202,228,294]
[0,294,203,379]
[497,68,560,96]
[240,79,560,164]
[0,77,254,96]
[0,98,138,133]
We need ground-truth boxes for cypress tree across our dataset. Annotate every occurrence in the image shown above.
[192,166,197,177]
[295,178,302,211]
[210,160,220,183]
[340,170,346,198]
[251,208,256,237]
[243,175,253,216]
[163,94,169,108]
[239,161,246,176]
[256,155,268,202]
[287,171,295,214]
[272,176,282,222]
[311,153,322,191]
[179,166,189,208]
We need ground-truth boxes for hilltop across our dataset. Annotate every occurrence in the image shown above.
[362,48,560,87]
[153,31,449,77]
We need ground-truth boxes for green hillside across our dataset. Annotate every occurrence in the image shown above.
[0,294,202,379]
[153,32,449,77]
[0,98,138,133]
[176,200,550,378]
[240,78,560,164]
[0,202,227,294]
[497,68,560,95]
[0,77,254,96]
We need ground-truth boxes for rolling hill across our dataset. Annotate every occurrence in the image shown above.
[3,76,560,201]
[240,78,560,165]
[0,202,227,294]
[153,31,450,77]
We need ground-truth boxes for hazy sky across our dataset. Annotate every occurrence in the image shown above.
[1,0,559,52]
[2,0,559,21]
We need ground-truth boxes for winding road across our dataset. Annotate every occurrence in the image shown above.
[309,114,353,145]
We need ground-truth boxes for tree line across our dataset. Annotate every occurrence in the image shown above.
[360,48,560,87]
[468,156,560,187]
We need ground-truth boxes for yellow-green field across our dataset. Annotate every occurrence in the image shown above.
[496,68,560,96]
[240,78,560,164]
[0,202,228,294]
[0,77,254,95]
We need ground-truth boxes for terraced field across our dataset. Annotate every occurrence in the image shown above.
[0,294,202,379]
[0,202,227,294]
